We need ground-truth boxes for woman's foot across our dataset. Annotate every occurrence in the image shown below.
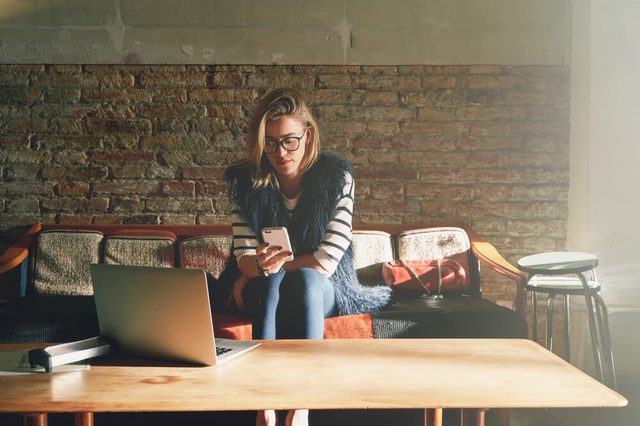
[256,409,277,426]
[285,409,309,426]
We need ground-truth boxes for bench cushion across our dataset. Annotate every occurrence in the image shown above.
[32,230,104,296]
[103,233,176,268]
[352,230,394,285]
[396,227,472,294]
[178,236,232,279]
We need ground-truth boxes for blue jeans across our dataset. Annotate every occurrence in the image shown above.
[244,268,336,339]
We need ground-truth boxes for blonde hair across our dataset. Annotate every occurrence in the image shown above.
[245,88,320,188]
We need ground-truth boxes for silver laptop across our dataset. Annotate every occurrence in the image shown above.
[90,263,259,365]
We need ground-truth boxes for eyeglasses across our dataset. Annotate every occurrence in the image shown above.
[263,128,309,154]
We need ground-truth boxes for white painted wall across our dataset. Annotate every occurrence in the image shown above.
[0,0,570,65]
[569,0,640,384]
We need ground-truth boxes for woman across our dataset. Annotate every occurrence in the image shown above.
[215,88,391,426]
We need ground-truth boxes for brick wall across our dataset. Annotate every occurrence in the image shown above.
[0,64,570,305]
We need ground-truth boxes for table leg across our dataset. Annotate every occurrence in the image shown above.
[460,408,486,426]
[74,412,94,426]
[23,413,47,426]
[423,408,443,426]
[546,294,555,352]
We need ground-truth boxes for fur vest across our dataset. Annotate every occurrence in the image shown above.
[220,152,391,316]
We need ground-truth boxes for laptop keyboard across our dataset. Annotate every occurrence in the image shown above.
[216,346,233,357]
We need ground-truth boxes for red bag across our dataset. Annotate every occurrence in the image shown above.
[381,259,467,296]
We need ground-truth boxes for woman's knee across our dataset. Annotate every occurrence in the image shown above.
[282,268,327,302]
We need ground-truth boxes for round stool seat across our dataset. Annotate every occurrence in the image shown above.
[517,251,598,275]
[526,276,601,295]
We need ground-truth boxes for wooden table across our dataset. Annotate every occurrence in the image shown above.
[0,339,627,426]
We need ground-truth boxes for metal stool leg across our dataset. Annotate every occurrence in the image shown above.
[531,289,538,343]
[563,294,571,361]
[577,273,604,382]
[546,294,555,352]
[594,293,617,389]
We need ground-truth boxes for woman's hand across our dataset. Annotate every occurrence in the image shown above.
[228,275,249,311]
[256,242,292,275]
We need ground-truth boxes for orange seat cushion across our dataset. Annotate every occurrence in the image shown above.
[212,313,374,340]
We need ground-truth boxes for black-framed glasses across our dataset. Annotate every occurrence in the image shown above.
[264,128,309,154]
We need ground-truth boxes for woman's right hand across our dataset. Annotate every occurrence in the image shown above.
[256,242,292,276]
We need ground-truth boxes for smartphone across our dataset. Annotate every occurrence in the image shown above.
[261,227,294,262]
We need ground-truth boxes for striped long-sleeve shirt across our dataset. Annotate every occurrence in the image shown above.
[231,172,354,276]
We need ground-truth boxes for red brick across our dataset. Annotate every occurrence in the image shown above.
[401,121,469,137]
[93,215,127,224]
[318,75,352,89]
[139,72,206,88]
[42,198,81,212]
[354,167,417,181]
[206,104,243,118]
[424,65,468,75]
[6,165,39,180]
[301,90,350,104]
[85,119,152,135]
[316,66,360,74]
[0,73,29,85]
[81,89,153,103]
[90,151,155,162]
[197,214,232,224]
[45,167,109,181]
[49,118,84,134]
[134,104,203,119]
[44,88,81,103]
[353,76,420,91]
[365,122,399,136]
[417,106,459,121]
[162,181,195,195]
[457,136,523,151]
[362,66,397,75]
[2,118,48,133]
[141,135,209,151]
[247,73,314,89]
[111,164,144,179]
[421,76,458,89]
[6,199,39,213]
[322,121,366,137]
[145,197,213,212]
[463,75,519,89]
[468,65,509,75]
[505,90,568,106]
[0,87,42,103]
[196,181,227,196]
[82,198,109,211]
[58,215,93,225]
[56,183,90,196]
[463,106,528,121]
[31,73,89,87]
[160,214,197,224]
[188,88,257,103]
[152,89,188,103]
[110,197,144,212]
[92,181,161,195]
[181,167,225,180]
[3,182,54,196]
[400,90,465,107]
[208,72,246,88]
[4,151,51,163]
[351,91,398,106]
